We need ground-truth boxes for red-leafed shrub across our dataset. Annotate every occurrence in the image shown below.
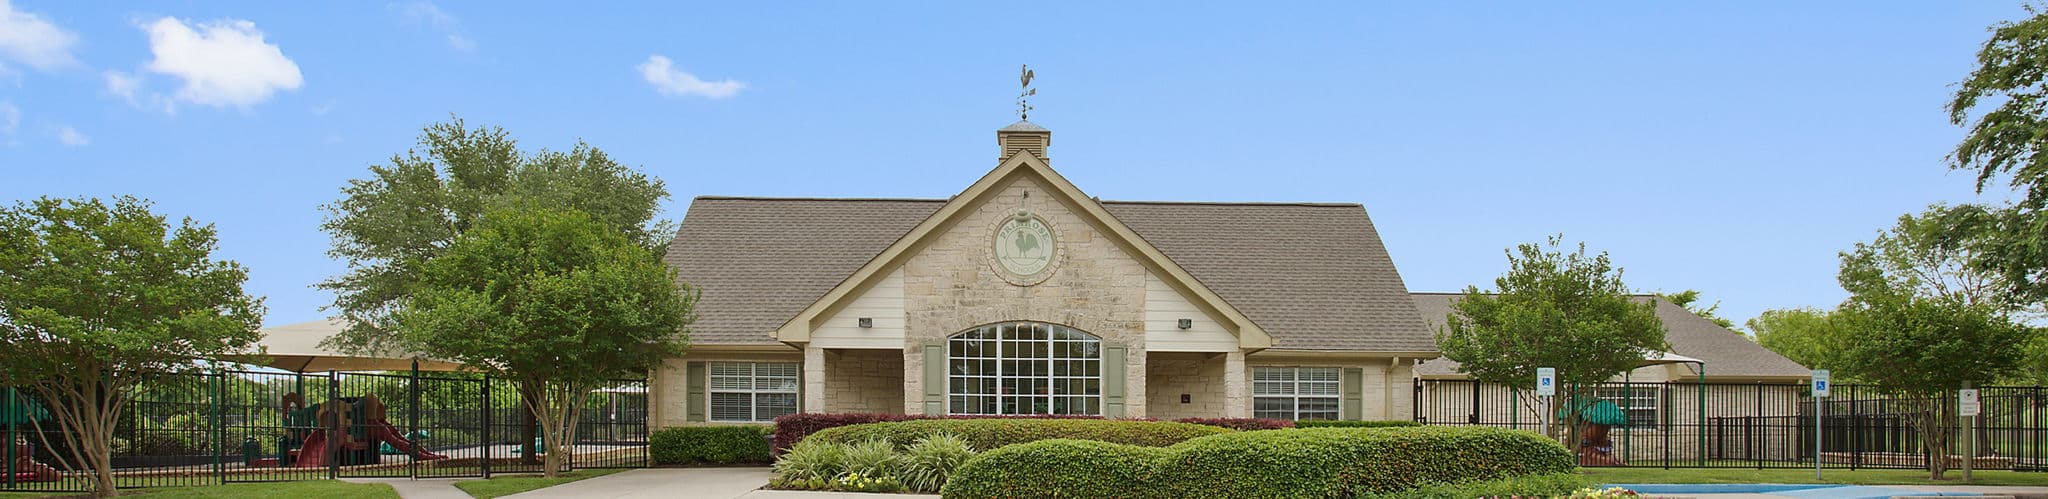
[771,413,1124,451]
[1173,417,1294,431]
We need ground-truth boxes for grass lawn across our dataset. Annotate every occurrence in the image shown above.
[0,481,397,499]
[452,468,628,499]
[1582,467,2048,487]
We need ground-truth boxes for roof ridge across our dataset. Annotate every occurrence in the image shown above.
[1099,199,1364,208]
[694,195,946,202]
[1412,291,1663,298]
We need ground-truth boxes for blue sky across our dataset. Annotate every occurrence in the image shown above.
[0,2,2025,329]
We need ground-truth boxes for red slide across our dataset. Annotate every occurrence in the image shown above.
[365,420,445,460]
[293,431,329,468]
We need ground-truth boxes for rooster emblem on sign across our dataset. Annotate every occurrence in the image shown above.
[997,211,1054,276]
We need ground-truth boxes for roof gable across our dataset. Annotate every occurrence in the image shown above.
[771,151,1273,348]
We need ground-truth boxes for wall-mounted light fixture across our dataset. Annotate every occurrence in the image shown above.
[1177,318,1193,330]
[858,317,873,328]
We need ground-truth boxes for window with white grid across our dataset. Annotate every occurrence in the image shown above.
[709,362,799,422]
[947,322,1102,416]
[1592,386,1660,429]
[1251,366,1341,420]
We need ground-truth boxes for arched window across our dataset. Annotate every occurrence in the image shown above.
[947,322,1101,415]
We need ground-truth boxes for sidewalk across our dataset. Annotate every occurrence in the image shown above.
[1625,483,2048,499]
[341,477,472,499]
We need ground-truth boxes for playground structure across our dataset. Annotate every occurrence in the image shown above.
[9,439,58,483]
[265,392,445,468]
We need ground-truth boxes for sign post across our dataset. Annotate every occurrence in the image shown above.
[1960,386,1980,483]
[1812,370,1830,480]
[1536,367,1557,441]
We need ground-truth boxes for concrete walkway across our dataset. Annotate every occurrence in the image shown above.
[1647,484,2048,499]
[341,477,472,499]
[498,467,786,499]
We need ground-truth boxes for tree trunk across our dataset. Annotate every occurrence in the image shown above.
[519,381,540,465]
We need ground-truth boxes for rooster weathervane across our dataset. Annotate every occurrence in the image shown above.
[1017,64,1036,121]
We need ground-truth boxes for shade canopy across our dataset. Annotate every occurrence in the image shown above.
[238,319,468,373]
[2,393,50,425]
[1639,351,1705,367]
[1563,398,1629,426]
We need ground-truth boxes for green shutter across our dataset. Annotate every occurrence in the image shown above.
[1342,368,1364,420]
[686,362,707,422]
[923,342,946,415]
[1103,345,1127,417]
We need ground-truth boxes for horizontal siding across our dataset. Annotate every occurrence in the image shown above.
[1143,273,1237,352]
[813,268,906,349]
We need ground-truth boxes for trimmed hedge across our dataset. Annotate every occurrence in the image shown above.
[1365,472,1594,499]
[1295,419,1423,428]
[942,426,1574,498]
[1173,417,1293,431]
[651,425,773,465]
[807,419,1227,451]
[772,413,1112,450]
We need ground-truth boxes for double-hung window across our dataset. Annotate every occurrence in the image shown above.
[709,362,799,422]
[1251,366,1340,420]
[1591,386,1660,429]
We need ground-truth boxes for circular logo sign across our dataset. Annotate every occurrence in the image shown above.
[994,212,1056,277]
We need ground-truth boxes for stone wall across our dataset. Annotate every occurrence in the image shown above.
[1146,352,1227,420]
[824,349,904,413]
[900,175,1150,417]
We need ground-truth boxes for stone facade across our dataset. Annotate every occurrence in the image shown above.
[1146,352,1227,420]
[900,175,1151,417]
[823,349,904,413]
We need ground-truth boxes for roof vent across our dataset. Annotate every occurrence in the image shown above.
[998,120,1050,162]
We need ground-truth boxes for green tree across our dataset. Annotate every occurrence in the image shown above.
[1436,235,1668,440]
[1657,289,1736,329]
[320,118,673,460]
[0,197,264,497]
[1746,308,1841,373]
[1944,7,2048,305]
[1831,215,2034,479]
[395,207,692,477]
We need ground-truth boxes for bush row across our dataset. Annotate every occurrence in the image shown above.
[771,413,1106,450]
[1171,417,1293,431]
[772,432,979,494]
[941,426,1576,498]
[650,425,772,465]
[1363,472,1596,499]
[806,418,1229,452]
[1295,419,1422,428]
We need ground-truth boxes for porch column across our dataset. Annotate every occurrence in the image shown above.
[804,344,826,412]
[1223,350,1249,418]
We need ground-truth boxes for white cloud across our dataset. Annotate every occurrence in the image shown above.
[637,55,742,99]
[141,17,304,108]
[397,1,475,52]
[0,0,78,71]
[103,70,140,102]
[55,125,85,146]
[0,101,18,136]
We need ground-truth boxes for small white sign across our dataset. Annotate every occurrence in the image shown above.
[1960,389,1981,417]
[1811,370,1831,398]
[1536,367,1557,396]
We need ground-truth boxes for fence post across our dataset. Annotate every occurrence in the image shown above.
[328,371,340,480]
[410,359,420,480]
[212,370,225,483]
[5,387,15,489]
[481,374,492,479]
[1662,382,1671,469]
[1469,380,1480,425]
[1411,378,1422,423]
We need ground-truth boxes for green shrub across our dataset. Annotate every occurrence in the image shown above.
[941,426,1574,499]
[650,425,773,465]
[1294,419,1422,428]
[1365,472,1593,499]
[807,418,1227,451]
[772,438,847,483]
[942,439,1169,499]
[841,439,901,479]
[901,432,976,493]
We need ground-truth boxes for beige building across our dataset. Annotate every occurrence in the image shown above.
[645,121,1810,432]
[650,121,1436,426]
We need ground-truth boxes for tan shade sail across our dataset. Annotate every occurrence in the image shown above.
[238,318,468,372]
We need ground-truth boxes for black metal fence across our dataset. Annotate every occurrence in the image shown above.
[1415,379,2048,471]
[3,369,648,493]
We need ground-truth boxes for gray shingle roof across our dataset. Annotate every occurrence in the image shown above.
[1410,293,1809,379]
[665,196,1436,352]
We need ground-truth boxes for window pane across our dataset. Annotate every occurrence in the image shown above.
[946,322,1101,415]
[710,393,751,422]
[757,393,798,421]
